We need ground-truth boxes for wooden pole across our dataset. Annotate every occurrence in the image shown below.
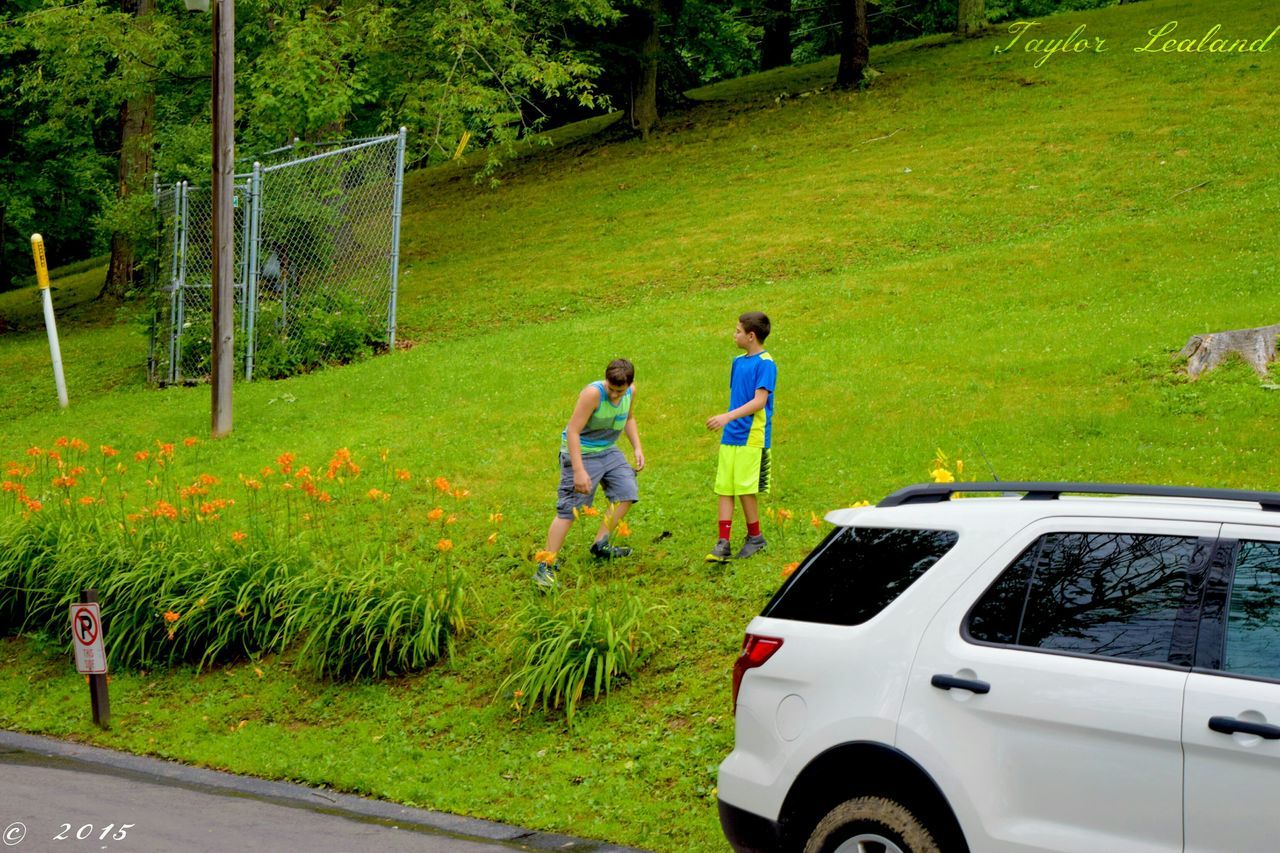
[81,588,110,730]
[210,0,235,437]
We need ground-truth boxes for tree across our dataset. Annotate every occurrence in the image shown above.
[833,0,868,90]
[630,0,663,139]
[957,0,985,37]
[103,0,157,301]
[760,0,791,70]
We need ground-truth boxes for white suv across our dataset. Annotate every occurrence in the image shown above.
[718,482,1280,853]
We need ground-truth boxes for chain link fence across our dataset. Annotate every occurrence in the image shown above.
[150,131,406,384]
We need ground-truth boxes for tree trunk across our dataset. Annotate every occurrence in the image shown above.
[834,0,869,90]
[1178,325,1280,379]
[957,0,985,37]
[630,0,662,140]
[761,0,792,70]
[101,0,156,301]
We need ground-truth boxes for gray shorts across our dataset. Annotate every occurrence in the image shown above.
[556,447,639,520]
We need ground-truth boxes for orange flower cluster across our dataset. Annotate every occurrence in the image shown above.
[199,498,234,516]
[367,488,389,502]
[436,538,454,552]
[152,501,178,520]
[325,447,359,479]
[101,445,118,457]
[277,452,295,474]
[231,530,247,543]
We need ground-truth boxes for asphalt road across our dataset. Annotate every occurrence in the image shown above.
[0,732,645,853]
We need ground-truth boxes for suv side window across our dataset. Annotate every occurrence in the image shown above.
[968,532,1202,664]
[763,527,958,626]
[1223,540,1280,680]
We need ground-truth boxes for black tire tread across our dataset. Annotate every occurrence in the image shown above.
[803,795,939,853]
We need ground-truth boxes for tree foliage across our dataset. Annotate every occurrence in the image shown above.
[0,0,1141,290]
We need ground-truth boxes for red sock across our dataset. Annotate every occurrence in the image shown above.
[748,520,761,537]
[719,520,732,540]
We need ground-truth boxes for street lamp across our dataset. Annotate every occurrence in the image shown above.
[186,0,233,436]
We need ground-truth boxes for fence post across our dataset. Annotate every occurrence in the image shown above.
[174,181,190,383]
[387,126,407,350]
[166,183,182,384]
[245,162,263,381]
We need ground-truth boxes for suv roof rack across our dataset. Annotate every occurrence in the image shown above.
[878,481,1280,512]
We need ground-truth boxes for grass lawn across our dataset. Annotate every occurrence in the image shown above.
[2,0,1279,850]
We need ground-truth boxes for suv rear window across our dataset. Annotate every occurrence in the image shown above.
[762,527,959,626]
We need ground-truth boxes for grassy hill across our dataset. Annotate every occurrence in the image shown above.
[2,0,1279,849]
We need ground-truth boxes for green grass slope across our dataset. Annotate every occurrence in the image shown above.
[2,1,1280,850]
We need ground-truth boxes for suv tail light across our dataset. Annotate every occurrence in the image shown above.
[732,633,783,712]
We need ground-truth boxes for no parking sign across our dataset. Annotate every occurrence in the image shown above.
[70,602,107,674]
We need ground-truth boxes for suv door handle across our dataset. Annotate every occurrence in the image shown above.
[931,674,990,695]
[1208,716,1280,740]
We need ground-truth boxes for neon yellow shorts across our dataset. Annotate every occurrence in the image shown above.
[715,444,772,496]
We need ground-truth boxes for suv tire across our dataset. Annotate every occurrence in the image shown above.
[803,796,939,853]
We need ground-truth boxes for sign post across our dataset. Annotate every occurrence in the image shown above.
[30,234,69,408]
[71,589,110,729]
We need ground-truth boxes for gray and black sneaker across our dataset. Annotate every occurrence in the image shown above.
[735,534,768,560]
[590,540,633,559]
[705,538,733,562]
[533,561,559,590]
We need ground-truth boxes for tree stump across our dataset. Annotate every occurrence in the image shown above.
[1178,324,1280,379]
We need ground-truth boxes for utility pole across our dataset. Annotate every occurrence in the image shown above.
[210,0,235,437]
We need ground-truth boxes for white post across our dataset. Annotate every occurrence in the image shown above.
[30,234,69,408]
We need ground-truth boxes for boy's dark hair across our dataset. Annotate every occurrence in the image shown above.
[739,311,771,343]
[605,358,635,386]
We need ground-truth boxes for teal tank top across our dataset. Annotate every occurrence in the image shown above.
[561,381,632,455]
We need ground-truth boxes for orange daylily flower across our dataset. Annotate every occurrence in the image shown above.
[231,531,247,543]
[135,451,150,462]
[183,437,199,447]
[434,476,451,492]
[163,611,180,623]
[436,538,454,552]
[395,469,411,481]
[100,445,118,457]
[427,507,444,521]
[782,562,801,578]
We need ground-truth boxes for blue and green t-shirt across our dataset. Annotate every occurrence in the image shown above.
[721,351,776,448]
[561,381,632,455]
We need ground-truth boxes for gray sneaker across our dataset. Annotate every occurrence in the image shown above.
[705,538,732,562]
[735,534,767,560]
[533,561,559,591]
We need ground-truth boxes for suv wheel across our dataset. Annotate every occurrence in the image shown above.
[803,796,939,853]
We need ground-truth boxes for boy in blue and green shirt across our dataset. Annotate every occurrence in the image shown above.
[705,311,777,561]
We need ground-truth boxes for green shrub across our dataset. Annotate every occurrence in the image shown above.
[284,559,469,680]
[500,592,660,725]
[0,518,299,670]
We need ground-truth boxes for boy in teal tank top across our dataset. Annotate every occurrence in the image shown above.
[536,359,645,589]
